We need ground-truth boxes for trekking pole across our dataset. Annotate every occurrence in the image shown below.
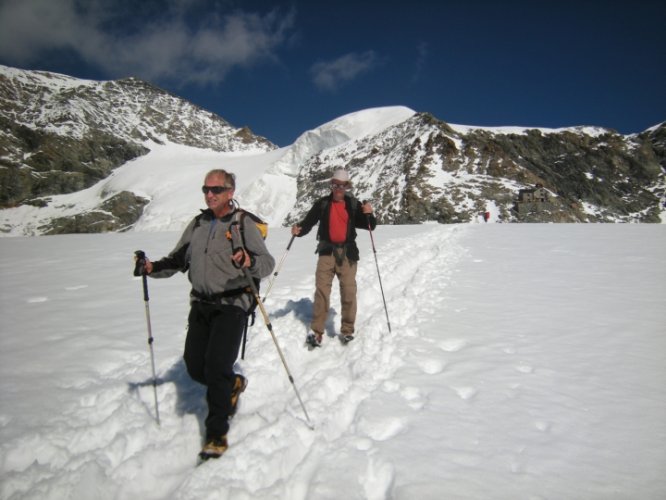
[262,234,295,302]
[134,251,161,426]
[241,266,314,430]
[363,206,392,334]
[241,234,295,359]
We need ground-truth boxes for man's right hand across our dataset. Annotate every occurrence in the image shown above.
[291,225,301,236]
[133,251,150,276]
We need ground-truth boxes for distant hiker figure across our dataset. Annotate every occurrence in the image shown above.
[136,169,275,461]
[291,168,376,347]
[484,211,490,223]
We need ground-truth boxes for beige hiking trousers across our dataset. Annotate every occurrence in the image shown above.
[311,254,357,336]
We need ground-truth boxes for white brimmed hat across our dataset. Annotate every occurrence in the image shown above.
[331,169,350,183]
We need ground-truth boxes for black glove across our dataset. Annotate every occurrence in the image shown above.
[133,250,147,276]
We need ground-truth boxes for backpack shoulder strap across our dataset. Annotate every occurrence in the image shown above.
[193,209,211,229]
[345,194,358,216]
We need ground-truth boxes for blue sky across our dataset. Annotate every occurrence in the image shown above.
[1,0,664,146]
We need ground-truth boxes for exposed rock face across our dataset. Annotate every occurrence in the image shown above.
[286,113,665,224]
[0,118,148,206]
[41,191,149,234]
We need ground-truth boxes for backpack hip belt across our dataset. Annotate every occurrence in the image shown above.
[190,287,252,305]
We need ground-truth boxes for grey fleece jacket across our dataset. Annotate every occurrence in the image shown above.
[149,208,275,311]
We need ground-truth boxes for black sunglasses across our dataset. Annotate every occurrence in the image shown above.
[202,185,232,194]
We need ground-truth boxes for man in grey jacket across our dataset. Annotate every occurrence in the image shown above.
[141,169,275,460]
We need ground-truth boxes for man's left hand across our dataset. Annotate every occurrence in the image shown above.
[232,249,252,268]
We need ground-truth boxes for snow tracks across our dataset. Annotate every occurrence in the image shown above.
[177,224,466,499]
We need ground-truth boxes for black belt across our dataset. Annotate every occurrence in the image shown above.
[190,287,252,304]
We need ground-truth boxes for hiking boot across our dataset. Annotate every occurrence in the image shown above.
[305,332,323,348]
[340,334,354,344]
[199,435,228,460]
[229,374,248,419]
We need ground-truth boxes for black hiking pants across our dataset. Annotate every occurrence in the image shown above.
[184,301,246,440]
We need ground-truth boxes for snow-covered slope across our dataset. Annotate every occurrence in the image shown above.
[239,106,416,224]
[1,224,665,498]
[0,107,418,234]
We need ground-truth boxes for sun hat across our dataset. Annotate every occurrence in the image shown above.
[331,169,350,183]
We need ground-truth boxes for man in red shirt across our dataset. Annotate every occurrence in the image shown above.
[291,169,376,347]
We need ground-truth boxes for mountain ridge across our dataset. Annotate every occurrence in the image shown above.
[0,65,664,236]
[0,64,275,211]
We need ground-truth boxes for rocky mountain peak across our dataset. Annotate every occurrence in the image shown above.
[0,64,275,208]
[285,112,665,224]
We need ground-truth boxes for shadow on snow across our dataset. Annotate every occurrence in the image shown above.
[266,297,339,337]
[128,358,206,436]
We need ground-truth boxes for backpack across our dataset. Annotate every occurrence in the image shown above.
[226,208,268,307]
[229,208,268,242]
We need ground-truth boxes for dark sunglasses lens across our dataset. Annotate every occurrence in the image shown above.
[331,183,347,190]
[202,186,228,194]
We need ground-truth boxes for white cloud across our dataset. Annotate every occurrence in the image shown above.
[0,0,295,85]
[310,51,380,91]
[0,0,88,61]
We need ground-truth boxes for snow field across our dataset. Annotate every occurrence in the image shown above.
[1,224,665,499]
